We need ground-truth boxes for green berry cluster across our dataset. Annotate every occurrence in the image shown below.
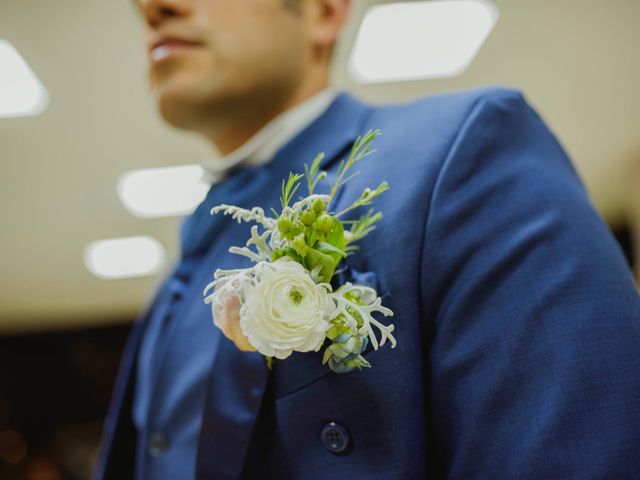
[272,198,346,283]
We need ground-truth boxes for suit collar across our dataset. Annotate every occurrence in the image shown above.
[265,90,375,176]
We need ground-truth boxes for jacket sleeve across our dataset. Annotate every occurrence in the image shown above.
[420,89,640,478]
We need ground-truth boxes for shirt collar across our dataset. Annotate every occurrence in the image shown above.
[200,87,338,182]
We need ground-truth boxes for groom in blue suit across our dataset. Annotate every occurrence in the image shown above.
[95,0,640,478]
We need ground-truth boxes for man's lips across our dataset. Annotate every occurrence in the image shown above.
[148,37,203,62]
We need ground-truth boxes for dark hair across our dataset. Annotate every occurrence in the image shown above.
[283,0,301,14]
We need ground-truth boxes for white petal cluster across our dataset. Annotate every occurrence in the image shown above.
[240,257,333,359]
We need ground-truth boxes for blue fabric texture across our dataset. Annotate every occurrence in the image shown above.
[93,88,640,480]
[132,166,271,480]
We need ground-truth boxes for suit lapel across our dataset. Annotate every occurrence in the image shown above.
[196,91,374,479]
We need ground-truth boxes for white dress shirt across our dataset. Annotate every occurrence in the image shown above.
[200,87,338,183]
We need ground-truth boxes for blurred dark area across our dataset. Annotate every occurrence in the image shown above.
[0,323,131,480]
[612,223,636,273]
[0,223,636,480]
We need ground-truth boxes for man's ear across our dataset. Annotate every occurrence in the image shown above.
[303,0,351,56]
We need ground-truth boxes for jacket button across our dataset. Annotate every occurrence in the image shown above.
[147,432,170,457]
[321,422,350,454]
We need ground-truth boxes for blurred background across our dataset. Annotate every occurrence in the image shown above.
[1,0,639,478]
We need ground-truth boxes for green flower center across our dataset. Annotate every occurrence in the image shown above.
[288,287,304,305]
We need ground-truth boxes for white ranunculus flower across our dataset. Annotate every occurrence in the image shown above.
[240,257,333,360]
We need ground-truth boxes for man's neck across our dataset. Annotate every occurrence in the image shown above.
[203,81,329,156]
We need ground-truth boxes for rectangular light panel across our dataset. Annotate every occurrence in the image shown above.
[84,236,166,280]
[0,39,48,118]
[349,0,498,83]
[117,164,210,218]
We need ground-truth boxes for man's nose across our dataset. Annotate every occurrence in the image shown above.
[136,0,192,29]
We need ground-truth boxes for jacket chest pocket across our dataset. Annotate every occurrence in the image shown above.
[271,266,390,399]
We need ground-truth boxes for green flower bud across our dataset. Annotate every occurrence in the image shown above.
[328,343,349,359]
[312,198,325,214]
[291,232,308,256]
[326,325,341,341]
[345,336,361,353]
[277,217,292,234]
[285,225,301,240]
[316,213,333,233]
[301,209,315,226]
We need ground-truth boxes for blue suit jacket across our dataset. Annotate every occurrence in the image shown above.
[94,87,640,479]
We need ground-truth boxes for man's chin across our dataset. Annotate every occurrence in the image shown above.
[153,86,205,131]
[153,82,242,132]
[156,103,194,131]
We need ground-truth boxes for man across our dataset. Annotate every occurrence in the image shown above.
[94,0,640,478]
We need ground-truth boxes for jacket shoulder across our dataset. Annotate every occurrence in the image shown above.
[368,84,525,128]
[356,85,526,178]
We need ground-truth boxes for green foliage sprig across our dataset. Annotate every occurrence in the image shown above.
[280,172,304,210]
[271,129,387,284]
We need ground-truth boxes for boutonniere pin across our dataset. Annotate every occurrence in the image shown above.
[203,130,396,373]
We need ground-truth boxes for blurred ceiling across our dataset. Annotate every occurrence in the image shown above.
[1,0,639,332]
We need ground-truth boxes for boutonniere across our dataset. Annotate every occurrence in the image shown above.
[203,130,396,374]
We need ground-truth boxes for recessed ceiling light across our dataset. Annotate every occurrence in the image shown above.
[0,39,49,118]
[117,164,210,218]
[349,0,498,83]
[84,236,166,280]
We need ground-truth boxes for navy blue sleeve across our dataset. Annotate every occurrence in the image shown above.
[420,90,640,478]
